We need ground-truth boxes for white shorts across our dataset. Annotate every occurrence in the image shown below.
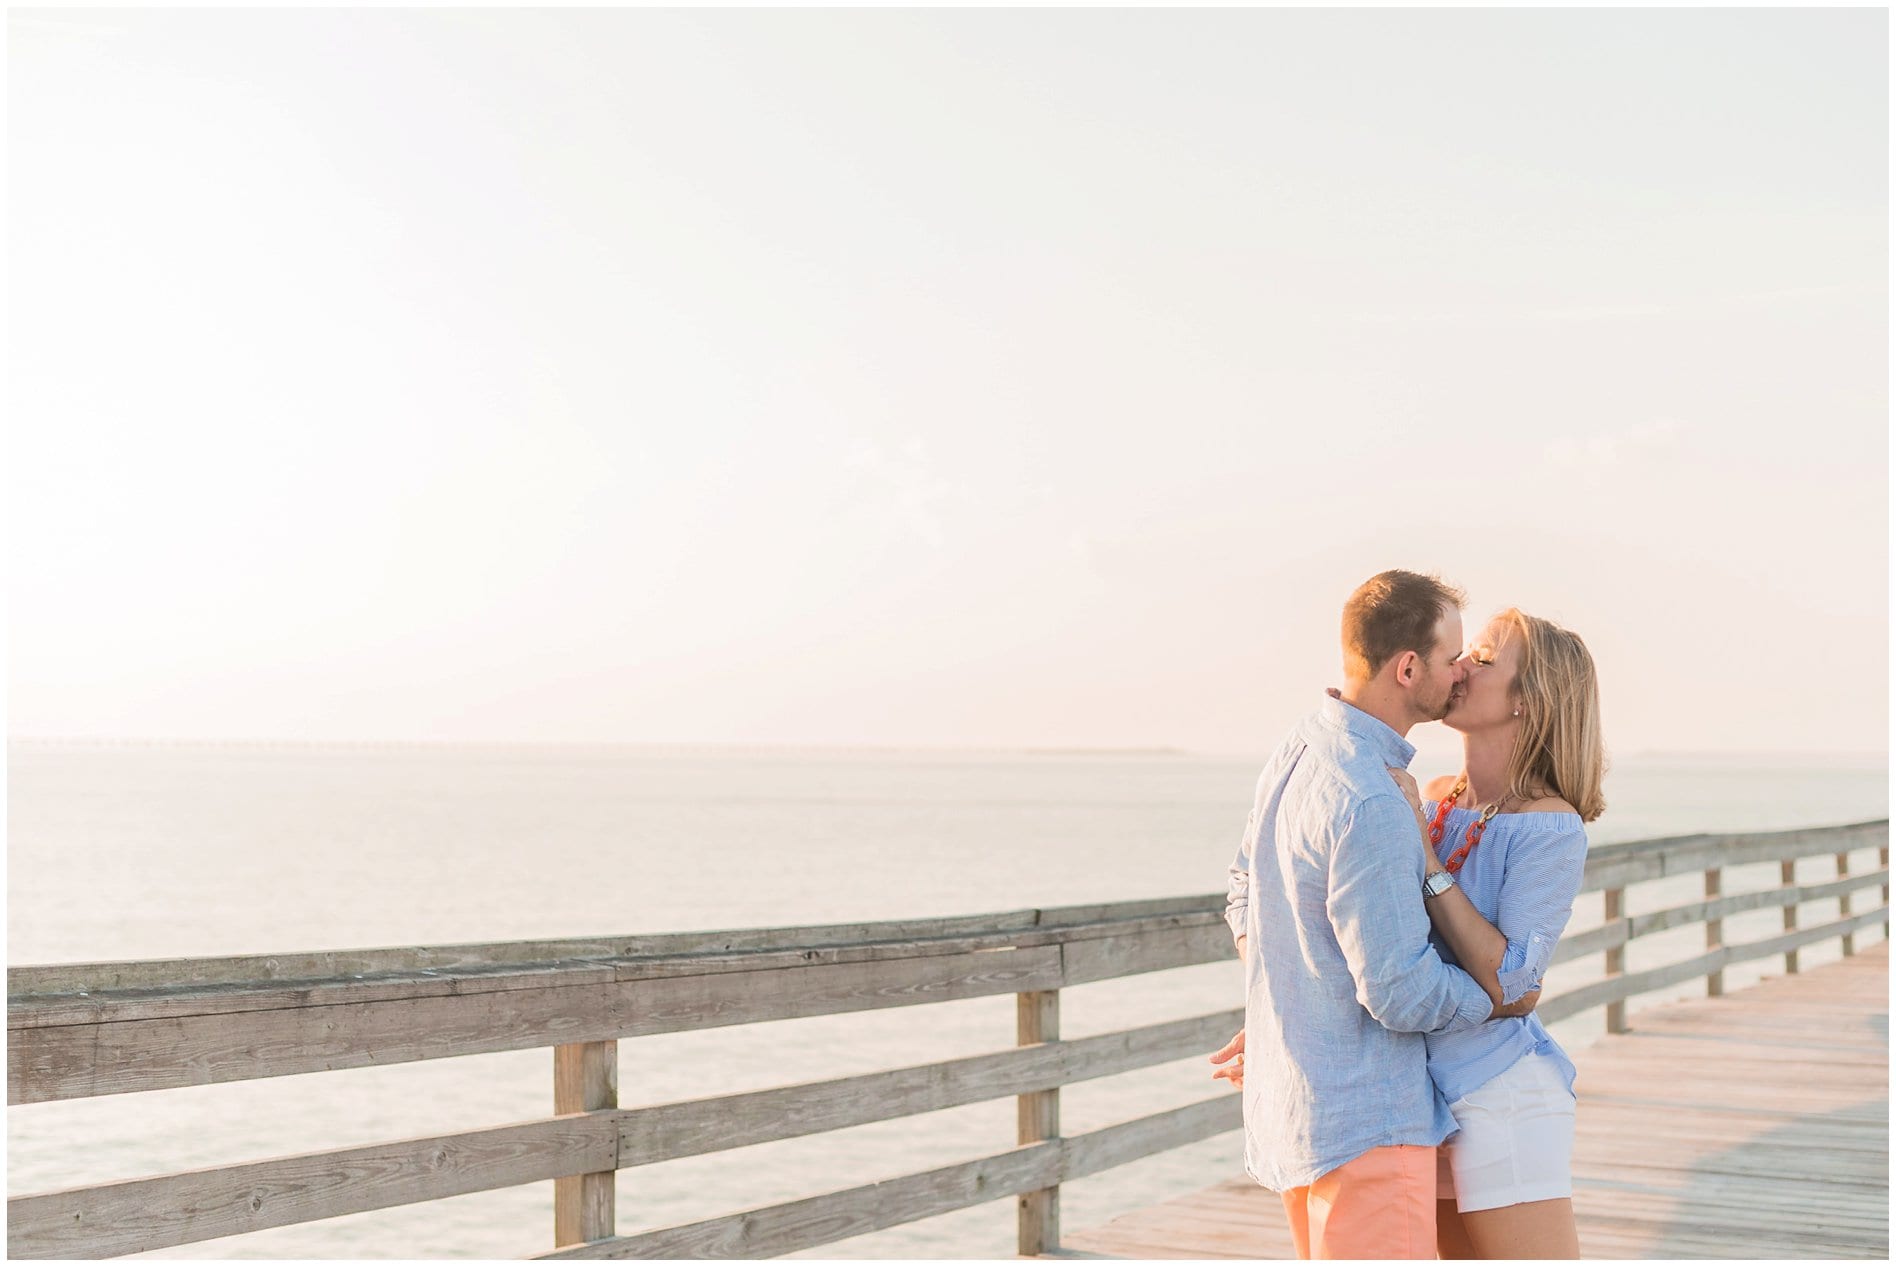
[1436,1049,1576,1213]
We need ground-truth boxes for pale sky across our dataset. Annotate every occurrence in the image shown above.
[8,8,1888,759]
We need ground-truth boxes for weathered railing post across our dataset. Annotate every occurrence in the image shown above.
[1837,852,1856,956]
[1781,861,1800,974]
[1602,888,1627,1033]
[1017,989,1060,1256]
[1705,868,1724,997]
[554,1041,618,1249]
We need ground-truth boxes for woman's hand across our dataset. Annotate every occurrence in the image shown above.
[1388,766,1429,837]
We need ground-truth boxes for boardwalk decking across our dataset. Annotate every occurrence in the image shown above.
[1059,942,1889,1260]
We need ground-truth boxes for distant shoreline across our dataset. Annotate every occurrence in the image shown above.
[7,736,1887,768]
[6,736,1194,758]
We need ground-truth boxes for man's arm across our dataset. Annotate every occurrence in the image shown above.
[1221,781,1266,948]
[1224,800,1259,956]
[1327,792,1495,1035]
[1213,790,1266,1087]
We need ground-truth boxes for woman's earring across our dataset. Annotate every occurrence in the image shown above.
[1512,709,1520,717]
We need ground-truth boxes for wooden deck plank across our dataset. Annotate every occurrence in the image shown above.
[1058,942,1887,1260]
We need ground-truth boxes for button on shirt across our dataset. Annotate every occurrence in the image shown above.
[1224,695,1493,1192]
[1422,804,1588,1105]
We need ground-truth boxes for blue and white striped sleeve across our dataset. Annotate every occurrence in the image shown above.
[1494,823,1590,1005]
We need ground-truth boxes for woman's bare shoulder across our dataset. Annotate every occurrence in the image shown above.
[1422,775,1460,800]
[1517,795,1579,815]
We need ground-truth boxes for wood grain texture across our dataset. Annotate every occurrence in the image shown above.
[6,1113,620,1259]
[1603,887,1626,1034]
[1061,943,1887,1262]
[616,1007,1242,1167]
[8,910,1227,1032]
[7,896,1225,998]
[1060,921,1233,986]
[1016,990,1060,1257]
[1539,907,1887,1023]
[554,1042,618,1249]
[1705,867,1724,997]
[9,945,1066,1104]
[537,1142,1066,1258]
[7,818,1885,1259]
[13,821,1881,1023]
[10,916,1239,1105]
[12,819,1879,1006]
[1058,1096,1239,1182]
[1782,860,1801,973]
[538,1096,1240,1260]
[1580,820,1887,891]
[1553,870,1886,965]
[1837,853,1856,955]
[7,1010,1246,1259]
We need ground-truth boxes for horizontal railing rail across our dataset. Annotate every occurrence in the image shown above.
[535,1096,1241,1261]
[1575,819,1887,889]
[9,1007,1247,1258]
[8,819,1886,1259]
[1552,869,1887,962]
[9,904,1232,1102]
[1539,817,1887,1029]
[6,895,1226,999]
[8,897,1236,1259]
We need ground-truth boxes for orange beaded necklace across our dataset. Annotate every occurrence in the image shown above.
[1426,776,1517,874]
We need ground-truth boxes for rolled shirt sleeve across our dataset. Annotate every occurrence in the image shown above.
[1327,791,1493,1035]
[1225,775,1269,947]
[1225,844,1251,946]
[1493,823,1591,1005]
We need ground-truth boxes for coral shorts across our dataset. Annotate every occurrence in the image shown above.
[1280,1143,1436,1259]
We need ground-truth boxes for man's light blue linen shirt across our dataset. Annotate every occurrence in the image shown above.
[1224,695,1493,1192]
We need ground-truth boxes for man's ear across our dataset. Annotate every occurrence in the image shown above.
[1393,650,1418,687]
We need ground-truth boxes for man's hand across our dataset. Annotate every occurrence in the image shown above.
[1209,1028,1245,1092]
[1490,987,1541,1020]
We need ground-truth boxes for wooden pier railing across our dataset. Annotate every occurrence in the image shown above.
[1538,817,1888,1029]
[7,818,1887,1259]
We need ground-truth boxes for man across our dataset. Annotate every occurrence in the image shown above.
[1208,569,1539,1259]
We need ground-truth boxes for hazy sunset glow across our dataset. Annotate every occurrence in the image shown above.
[9,8,1887,759]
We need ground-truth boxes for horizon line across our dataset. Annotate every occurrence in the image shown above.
[7,735,1890,765]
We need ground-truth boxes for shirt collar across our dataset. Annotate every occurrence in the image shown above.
[1319,690,1417,769]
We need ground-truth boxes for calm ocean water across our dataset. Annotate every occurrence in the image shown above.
[7,743,1887,1258]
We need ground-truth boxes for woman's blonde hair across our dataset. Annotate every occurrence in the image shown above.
[1496,608,1607,823]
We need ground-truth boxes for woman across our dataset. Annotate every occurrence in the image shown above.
[1390,607,1606,1260]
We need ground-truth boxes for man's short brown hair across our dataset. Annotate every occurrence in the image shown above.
[1341,570,1467,680]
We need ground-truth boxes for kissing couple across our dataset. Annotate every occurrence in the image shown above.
[1211,569,1605,1259]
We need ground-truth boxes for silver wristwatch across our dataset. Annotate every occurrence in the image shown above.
[1422,870,1456,900]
